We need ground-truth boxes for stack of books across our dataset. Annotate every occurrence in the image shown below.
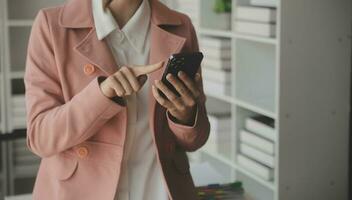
[196,181,246,200]
[234,5,277,38]
[200,36,231,97]
[173,0,200,28]
[204,98,231,158]
[12,94,26,128]
[207,113,231,157]
[237,115,276,181]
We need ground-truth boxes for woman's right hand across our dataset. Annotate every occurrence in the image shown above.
[99,61,164,98]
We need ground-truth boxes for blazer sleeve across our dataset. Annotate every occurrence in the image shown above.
[166,16,211,152]
[24,10,125,158]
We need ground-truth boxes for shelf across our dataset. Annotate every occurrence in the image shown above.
[235,98,276,119]
[0,122,4,134]
[199,28,233,38]
[10,71,25,79]
[234,33,278,45]
[9,27,31,71]
[199,148,236,169]
[15,158,40,167]
[7,0,63,20]
[7,20,33,27]
[11,117,26,130]
[4,194,33,200]
[205,92,235,104]
[236,164,275,191]
[200,148,276,191]
[14,164,39,179]
[197,30,279,45]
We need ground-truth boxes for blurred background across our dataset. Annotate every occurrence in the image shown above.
[0,0,351,199]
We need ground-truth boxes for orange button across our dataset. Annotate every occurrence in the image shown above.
[83,64,95,75]
[76,146,89,158]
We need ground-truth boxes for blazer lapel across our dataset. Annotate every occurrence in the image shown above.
[59,0,119,76]
[147,0,187,137]
[74,28,120,75]
[148,24,186,86]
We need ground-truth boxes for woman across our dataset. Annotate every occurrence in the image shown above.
[24,0,210,199]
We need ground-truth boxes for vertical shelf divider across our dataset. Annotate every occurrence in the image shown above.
[231,0,238,183]
[3,0,16,195]
[273,0,281,199]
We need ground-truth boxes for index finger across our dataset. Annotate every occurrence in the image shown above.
[131,61,164,77]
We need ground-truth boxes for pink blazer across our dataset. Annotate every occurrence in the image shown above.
[24,0,210,199]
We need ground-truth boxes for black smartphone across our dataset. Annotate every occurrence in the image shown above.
[158,52,204,98]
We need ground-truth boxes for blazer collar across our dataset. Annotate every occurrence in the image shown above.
[58,0,183,28]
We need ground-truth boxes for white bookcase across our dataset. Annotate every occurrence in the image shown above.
[173,0,351,200]
[0,0,64,195]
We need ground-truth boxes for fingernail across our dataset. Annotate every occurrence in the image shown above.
[195,73,200,79]
[166,73,172,79]
[178,71,183,76]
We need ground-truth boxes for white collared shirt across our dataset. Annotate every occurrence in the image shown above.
[92,0,169,199]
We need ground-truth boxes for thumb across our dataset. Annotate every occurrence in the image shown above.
[132,61,164,77]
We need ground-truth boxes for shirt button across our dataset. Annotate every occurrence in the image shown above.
[76,146,89,158]
[115,31,124,43]
[83,63,96,75]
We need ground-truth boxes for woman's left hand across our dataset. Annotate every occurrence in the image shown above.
[152,71,202,126]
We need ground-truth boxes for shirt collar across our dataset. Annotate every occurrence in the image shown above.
[92,0,151,53]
